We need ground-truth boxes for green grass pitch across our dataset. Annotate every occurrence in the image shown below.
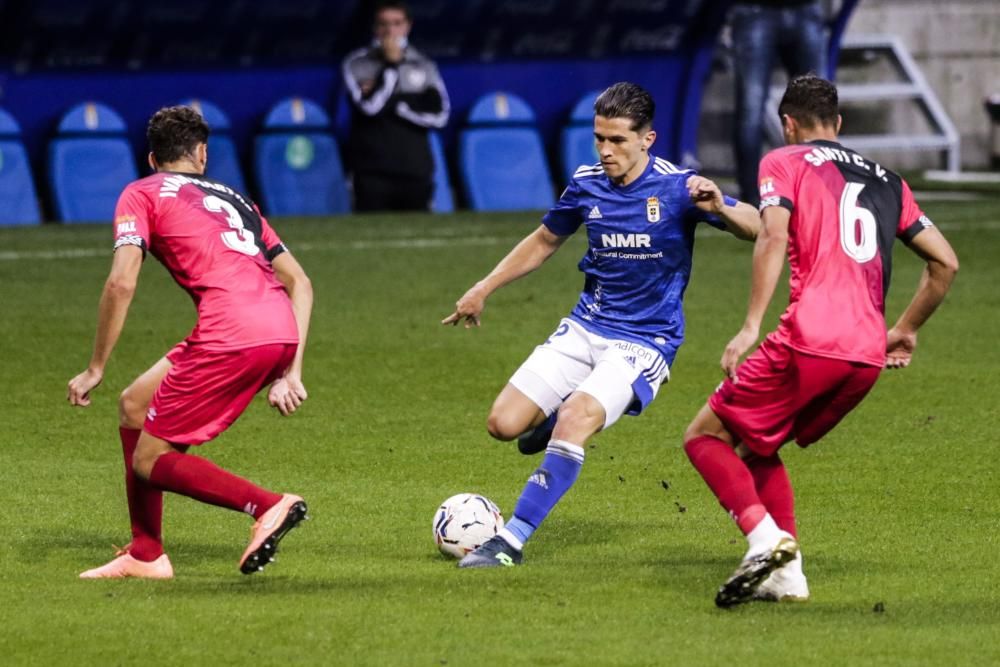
[0,197,997,665]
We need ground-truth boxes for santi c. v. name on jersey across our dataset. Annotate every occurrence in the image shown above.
[802,144,889,182]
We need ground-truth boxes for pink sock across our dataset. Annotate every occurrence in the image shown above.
[120,427,164,561]
[684,435,767,535]
[148,451,281,520]
[747,454,796,537]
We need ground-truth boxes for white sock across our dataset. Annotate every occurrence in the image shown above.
[745,513,782,556]
[498,528,524,551]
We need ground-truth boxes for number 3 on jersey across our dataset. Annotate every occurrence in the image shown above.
[204,195,260,256]
[838,182,877,263]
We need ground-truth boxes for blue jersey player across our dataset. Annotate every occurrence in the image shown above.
[442,82,760,568]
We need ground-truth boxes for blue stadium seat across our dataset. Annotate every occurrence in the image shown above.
[0,109,41,226]
[254,97,349,216]
[183,98,247,194]
[48,102,138,223]
[459,92,555,211]
[560,90,601,184]
[429,132,454,214]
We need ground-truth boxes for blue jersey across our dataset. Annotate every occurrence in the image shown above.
[542,155,733,366]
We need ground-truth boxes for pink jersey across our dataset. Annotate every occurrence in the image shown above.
[758,140,932,367]
[112,172,298,351]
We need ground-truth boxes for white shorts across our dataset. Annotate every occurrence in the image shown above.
[509,318,670,429]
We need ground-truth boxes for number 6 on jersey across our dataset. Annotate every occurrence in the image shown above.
[838,182,877,263]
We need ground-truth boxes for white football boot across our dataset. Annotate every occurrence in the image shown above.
[715,531,799,608]
[754,550,809,602]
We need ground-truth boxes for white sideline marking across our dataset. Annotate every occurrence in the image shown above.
[697,219,1000,235]
[912,191,987,202]
[0,235,518,262]
[1,218,998,263]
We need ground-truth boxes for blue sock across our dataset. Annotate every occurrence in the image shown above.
[503,439,585,548]
[502,517,536,547]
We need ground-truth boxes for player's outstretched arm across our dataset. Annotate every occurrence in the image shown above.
[886,227,959,369]
[442,225,567,328]
[269,252,313,416]
[67,245,143,407]
[686,175,760,240]
[721,206,789,379]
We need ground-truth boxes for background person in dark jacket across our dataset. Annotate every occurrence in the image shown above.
[342,0,450,212]
[731,0,826,207]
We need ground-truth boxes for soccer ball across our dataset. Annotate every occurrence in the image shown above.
[433,493,504,558]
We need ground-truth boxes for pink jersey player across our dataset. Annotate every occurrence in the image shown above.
[755,142,932,367]
[68,106,314,579]
[682,75,958,608]
[113,172,299,351]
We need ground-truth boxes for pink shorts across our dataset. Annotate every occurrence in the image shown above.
[144,342,297,446]
[709,336,881,457]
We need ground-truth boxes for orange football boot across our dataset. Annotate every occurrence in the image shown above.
[239,494,308,574]
[80,547,173,580]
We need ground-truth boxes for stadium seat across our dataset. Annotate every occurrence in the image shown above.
[48,102,138,223]
[254,97,350,216]
[0,108,41,226]
[459,92,555,211]
[183,98,247,194]
[560,90,601,184]
[429,131,454,214]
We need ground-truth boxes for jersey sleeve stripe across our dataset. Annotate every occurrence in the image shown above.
[654,157,683,174]
[574,167,603,175]
[114,234,147,256]
[759,195,794,212]
[899,216,933,244]
[573,165,604,179]
[265,243,288,262]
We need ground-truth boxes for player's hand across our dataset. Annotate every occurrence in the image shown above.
[441,285,487,329]
[269,376,308,416]
[721,325,759,381]
[687,175,725,214]
[885,327,917,369]
[67,368,103,407]
[382,36,404,64]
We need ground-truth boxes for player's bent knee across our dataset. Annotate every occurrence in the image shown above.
[683,403,731,446]
[118,387,147,429]
[682,418,706,445]
[131,449,156,480]
[486,410,524,441]
[132,436,175,480]
[682,422,705,445]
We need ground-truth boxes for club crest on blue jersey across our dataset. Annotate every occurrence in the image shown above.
[646,196,660,223]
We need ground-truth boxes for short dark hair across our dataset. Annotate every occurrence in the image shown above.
[778,74,839,128]
[147,106,209,164]
[374,0,411,21]
[593,82,655,132]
